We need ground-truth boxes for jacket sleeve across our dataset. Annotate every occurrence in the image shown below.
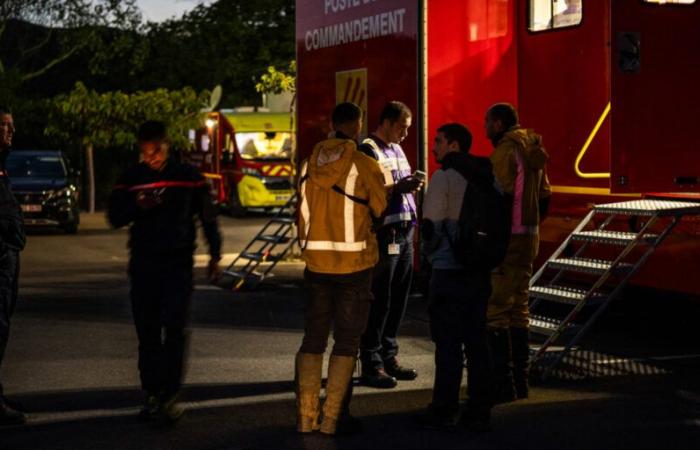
[194,174,222,259]
[107,172,138,229]
[362,156,388,219]
[490,144,517,196]
[539,165,552,199]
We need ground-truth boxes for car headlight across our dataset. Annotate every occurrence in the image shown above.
[242,167,260,177]
[45,187,74,202]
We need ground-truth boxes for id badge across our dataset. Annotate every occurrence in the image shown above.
[388,243,401,255]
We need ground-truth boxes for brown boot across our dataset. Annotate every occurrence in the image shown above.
[295,352,323,433]
[510,327,530,399]
[320,355,356,435]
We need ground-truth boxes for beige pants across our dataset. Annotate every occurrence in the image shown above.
[487,234,539,329]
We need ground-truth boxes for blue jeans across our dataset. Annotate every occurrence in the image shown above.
[360,225,414,371]
[429,269,493,414]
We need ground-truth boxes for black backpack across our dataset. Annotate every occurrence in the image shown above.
[447,155,511,271]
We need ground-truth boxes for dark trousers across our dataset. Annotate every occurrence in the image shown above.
[0,249,19,398]
[129,252,193,398]
[429,269,493,414]
[360,226,414,371]
[300,269,373,357]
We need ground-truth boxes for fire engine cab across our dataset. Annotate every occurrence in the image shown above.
[296,0,700,295]
[186,111,295,215]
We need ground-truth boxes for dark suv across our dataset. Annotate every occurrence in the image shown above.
[6,150,80,233]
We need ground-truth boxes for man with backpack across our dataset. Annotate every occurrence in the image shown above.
[419,123,503,431]
[485,103,551,402]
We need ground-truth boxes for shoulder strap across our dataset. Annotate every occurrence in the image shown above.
[332,185,369,206]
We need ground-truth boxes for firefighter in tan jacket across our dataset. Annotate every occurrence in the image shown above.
[485,103,551,403]
[295,102,387,436]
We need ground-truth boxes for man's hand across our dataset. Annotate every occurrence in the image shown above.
[207,257,222,283]
[394,176,424,194]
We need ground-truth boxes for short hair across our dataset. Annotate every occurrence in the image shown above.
[437,123,473,153]
[487,103,519,130]
[379,101,412,125]
[137,120,167,142]
[0,105,12,116]
[332,102,362,127]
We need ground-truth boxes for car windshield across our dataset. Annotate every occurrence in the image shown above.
[236,132,292,160]
[6,153,67,178]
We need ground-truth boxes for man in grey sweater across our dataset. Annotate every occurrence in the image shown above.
[419,123,494,431]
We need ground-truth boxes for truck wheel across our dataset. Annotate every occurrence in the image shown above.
[229,187,247,217]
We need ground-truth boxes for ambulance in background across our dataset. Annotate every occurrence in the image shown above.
[186,110,294,215]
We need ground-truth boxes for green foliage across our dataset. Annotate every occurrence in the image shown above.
[256,60,296,95]
[45,82,210,151]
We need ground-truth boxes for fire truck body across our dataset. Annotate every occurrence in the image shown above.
[296,0,700,295]
[187,111,295,213]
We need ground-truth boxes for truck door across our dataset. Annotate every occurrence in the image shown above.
[610,0,700,193]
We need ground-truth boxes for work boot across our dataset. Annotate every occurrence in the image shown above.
[459,401,492,433]
[487,327,516,403]
[320,355,357,435]
[0,400,26,426]
[360,367,397,389]
[158,394,185,424]
[295,352,323,433]
[384,358,418,381]
[510,326,531,399]
[137,394,160,422]
[415,404,458,430]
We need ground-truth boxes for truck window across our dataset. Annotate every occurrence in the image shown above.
[236,132,292,160]
[529,0,582,32]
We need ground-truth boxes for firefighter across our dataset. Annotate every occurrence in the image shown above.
[419,123,494,430]
[358,101,423,389]
[0,106,27,426]
[295,102,387,435]
[485,103,551,402]
[108,120,222,423]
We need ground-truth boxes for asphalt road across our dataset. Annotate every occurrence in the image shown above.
[1,213,699,449]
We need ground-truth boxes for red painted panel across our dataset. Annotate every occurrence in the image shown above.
[611,0,700,193]
[427,0,518,171]
[296,0,419,166]
[517,0,611,191]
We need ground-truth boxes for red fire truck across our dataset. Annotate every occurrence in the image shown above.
[186,110,295,215]
[296,0,700,295]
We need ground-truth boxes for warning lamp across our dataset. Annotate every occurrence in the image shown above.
[205,118,216,129]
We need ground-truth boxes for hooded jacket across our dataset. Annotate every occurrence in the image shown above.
[0,152,26,252]
[490,127,551,233]
[298,138,387,274]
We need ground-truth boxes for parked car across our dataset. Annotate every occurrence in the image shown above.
[6,149,80,233]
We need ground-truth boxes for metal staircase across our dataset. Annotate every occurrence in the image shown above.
[528,199,700,378]
[223,193,299,291]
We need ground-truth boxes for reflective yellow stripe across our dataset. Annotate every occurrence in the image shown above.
[300,161,310,238]
[299,240,367,251]
[575,102,611,179]
[203,173,222,179]
[344,164,359,243]
[550,185,640,197]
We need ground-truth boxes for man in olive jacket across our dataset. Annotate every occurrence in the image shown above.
[485,103,551,402]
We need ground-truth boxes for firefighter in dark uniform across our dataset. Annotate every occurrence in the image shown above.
[108,121,222,423]
[0,106,27,426]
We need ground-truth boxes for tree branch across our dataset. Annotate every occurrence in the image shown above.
[20,45,79,82]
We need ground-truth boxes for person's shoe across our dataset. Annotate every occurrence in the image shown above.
[360,368,397,389]
[415,407,457,430]
[158,395,185,424]
[384,359,418,381]
[137,394,160,422]
[0,401,27,426]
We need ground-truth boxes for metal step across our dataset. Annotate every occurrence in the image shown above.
[240,251,281,262]
[530,315,563,336]
[256,235,291,244]
[595,199,700,217]
[529,285,603,306]
[571,230,658,246]
[548,257,632,275]
[270,217,295,224]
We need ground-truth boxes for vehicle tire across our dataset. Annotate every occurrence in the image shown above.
[228,186,247,217]
[63,209,80,234]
